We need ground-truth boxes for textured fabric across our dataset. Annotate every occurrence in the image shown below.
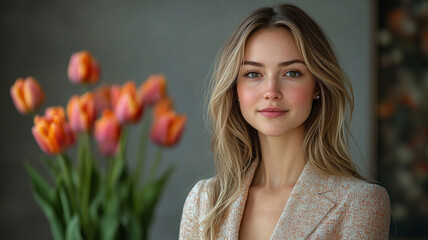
[179,160,391,240]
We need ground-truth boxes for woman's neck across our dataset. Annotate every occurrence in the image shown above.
[253,126,307,190]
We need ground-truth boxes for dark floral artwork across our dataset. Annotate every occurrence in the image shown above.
[378,0,428,238]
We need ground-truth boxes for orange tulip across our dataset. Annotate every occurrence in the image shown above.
[94,110,122,155]
[153,96,173,121]
[32,107,76,155]
[67,51,100,84]
[114,81,143,124]
[150,110,186,147]
[10,76,45,114]
[139,74,167,105]
[45,106,67,124]
[67,93,96,132]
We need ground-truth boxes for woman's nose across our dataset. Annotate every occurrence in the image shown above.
[263,78,282,100]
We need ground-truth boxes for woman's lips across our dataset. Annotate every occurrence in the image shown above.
[258,108,288,118]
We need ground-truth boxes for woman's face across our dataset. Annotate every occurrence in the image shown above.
[237,27,318,138]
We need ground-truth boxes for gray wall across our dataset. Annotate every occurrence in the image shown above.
[0,0,373,239]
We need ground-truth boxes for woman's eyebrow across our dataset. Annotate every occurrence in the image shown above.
[242,59,306,67]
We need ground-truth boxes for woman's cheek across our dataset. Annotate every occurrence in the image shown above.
[285,85,314,106]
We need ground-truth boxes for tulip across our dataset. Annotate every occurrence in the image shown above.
[95,110,121,155]
[139,74,167,105]
[109,84,121,109]
[153,96,173,121]
[150,110,186,147]
[45,106,67,124]
[67,93,96,133]
[67,51,100,84]
[93,85,112,115]
[32,107,75,155]
[114,81,143,124]
[10,76,45,114]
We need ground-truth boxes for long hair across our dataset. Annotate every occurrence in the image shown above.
[203,4,361,239]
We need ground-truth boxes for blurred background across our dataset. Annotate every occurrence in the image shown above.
[0,0,426,239]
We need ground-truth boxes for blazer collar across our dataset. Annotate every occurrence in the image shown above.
[223,159,338,240]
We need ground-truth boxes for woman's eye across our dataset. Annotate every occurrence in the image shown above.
[285,71,301,78]
[245,72,261,78]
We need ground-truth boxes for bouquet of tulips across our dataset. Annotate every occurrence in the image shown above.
[10,51,186,240]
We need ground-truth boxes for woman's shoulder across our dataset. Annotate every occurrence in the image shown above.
[338,175,389,196]
[186,177,215,201]
[323,175,392,238]
[179,178,215,239]
[333,174,391,210]
[182,177,215,217]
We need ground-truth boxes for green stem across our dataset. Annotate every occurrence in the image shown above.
[105,155,114,203]
[133,115,150,186]
[80,132,93,239]
[58,154,78,214]
[107,127,128,198]
[147,147,163,182]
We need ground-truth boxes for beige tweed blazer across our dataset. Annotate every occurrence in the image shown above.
[179,160,391,239]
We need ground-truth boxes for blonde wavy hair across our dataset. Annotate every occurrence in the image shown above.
[203,4,362,239]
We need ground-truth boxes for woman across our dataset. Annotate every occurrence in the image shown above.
[180,4,391,240]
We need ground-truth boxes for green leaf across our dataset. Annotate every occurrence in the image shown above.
[65,215,83,240]
[89,183,105,222]
[100,193,120,240]
[59,188,71,223]
[57,155,78,215]
[127,211,142,240]
[25,162,55,204]
[42,156,60,183]
[100,215,119,240]
[138,164,176,229]
[25,162,64,240]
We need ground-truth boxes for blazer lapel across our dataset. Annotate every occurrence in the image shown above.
[219,160,259,239]
[271,163,338,240]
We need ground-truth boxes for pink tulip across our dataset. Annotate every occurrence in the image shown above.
[139,74,167,105]
[67,93,96,132]
[109,84,121,109]
[32,107,75,155]
[150,110,186,147]
[67,51,100,84]
[10,76,45,114]
[114,81,143,124]
[95,110,122,155]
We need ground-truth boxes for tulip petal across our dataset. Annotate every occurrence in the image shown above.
[150,110,186,147]
[32,120,55,154]
[67,93,96,132]
[167,114,186,146]
[67,51,100,84]
[10,79,28,114]
[150,115,171,145]
[153,96,173,121]
[94,110,121,156]
[139,74,167,105]
[114,90,143,124]
[93,85,111,115]
[23,77,45,110]
[32,107,75,155]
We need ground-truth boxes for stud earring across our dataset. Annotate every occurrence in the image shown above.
[316,95,320,99]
